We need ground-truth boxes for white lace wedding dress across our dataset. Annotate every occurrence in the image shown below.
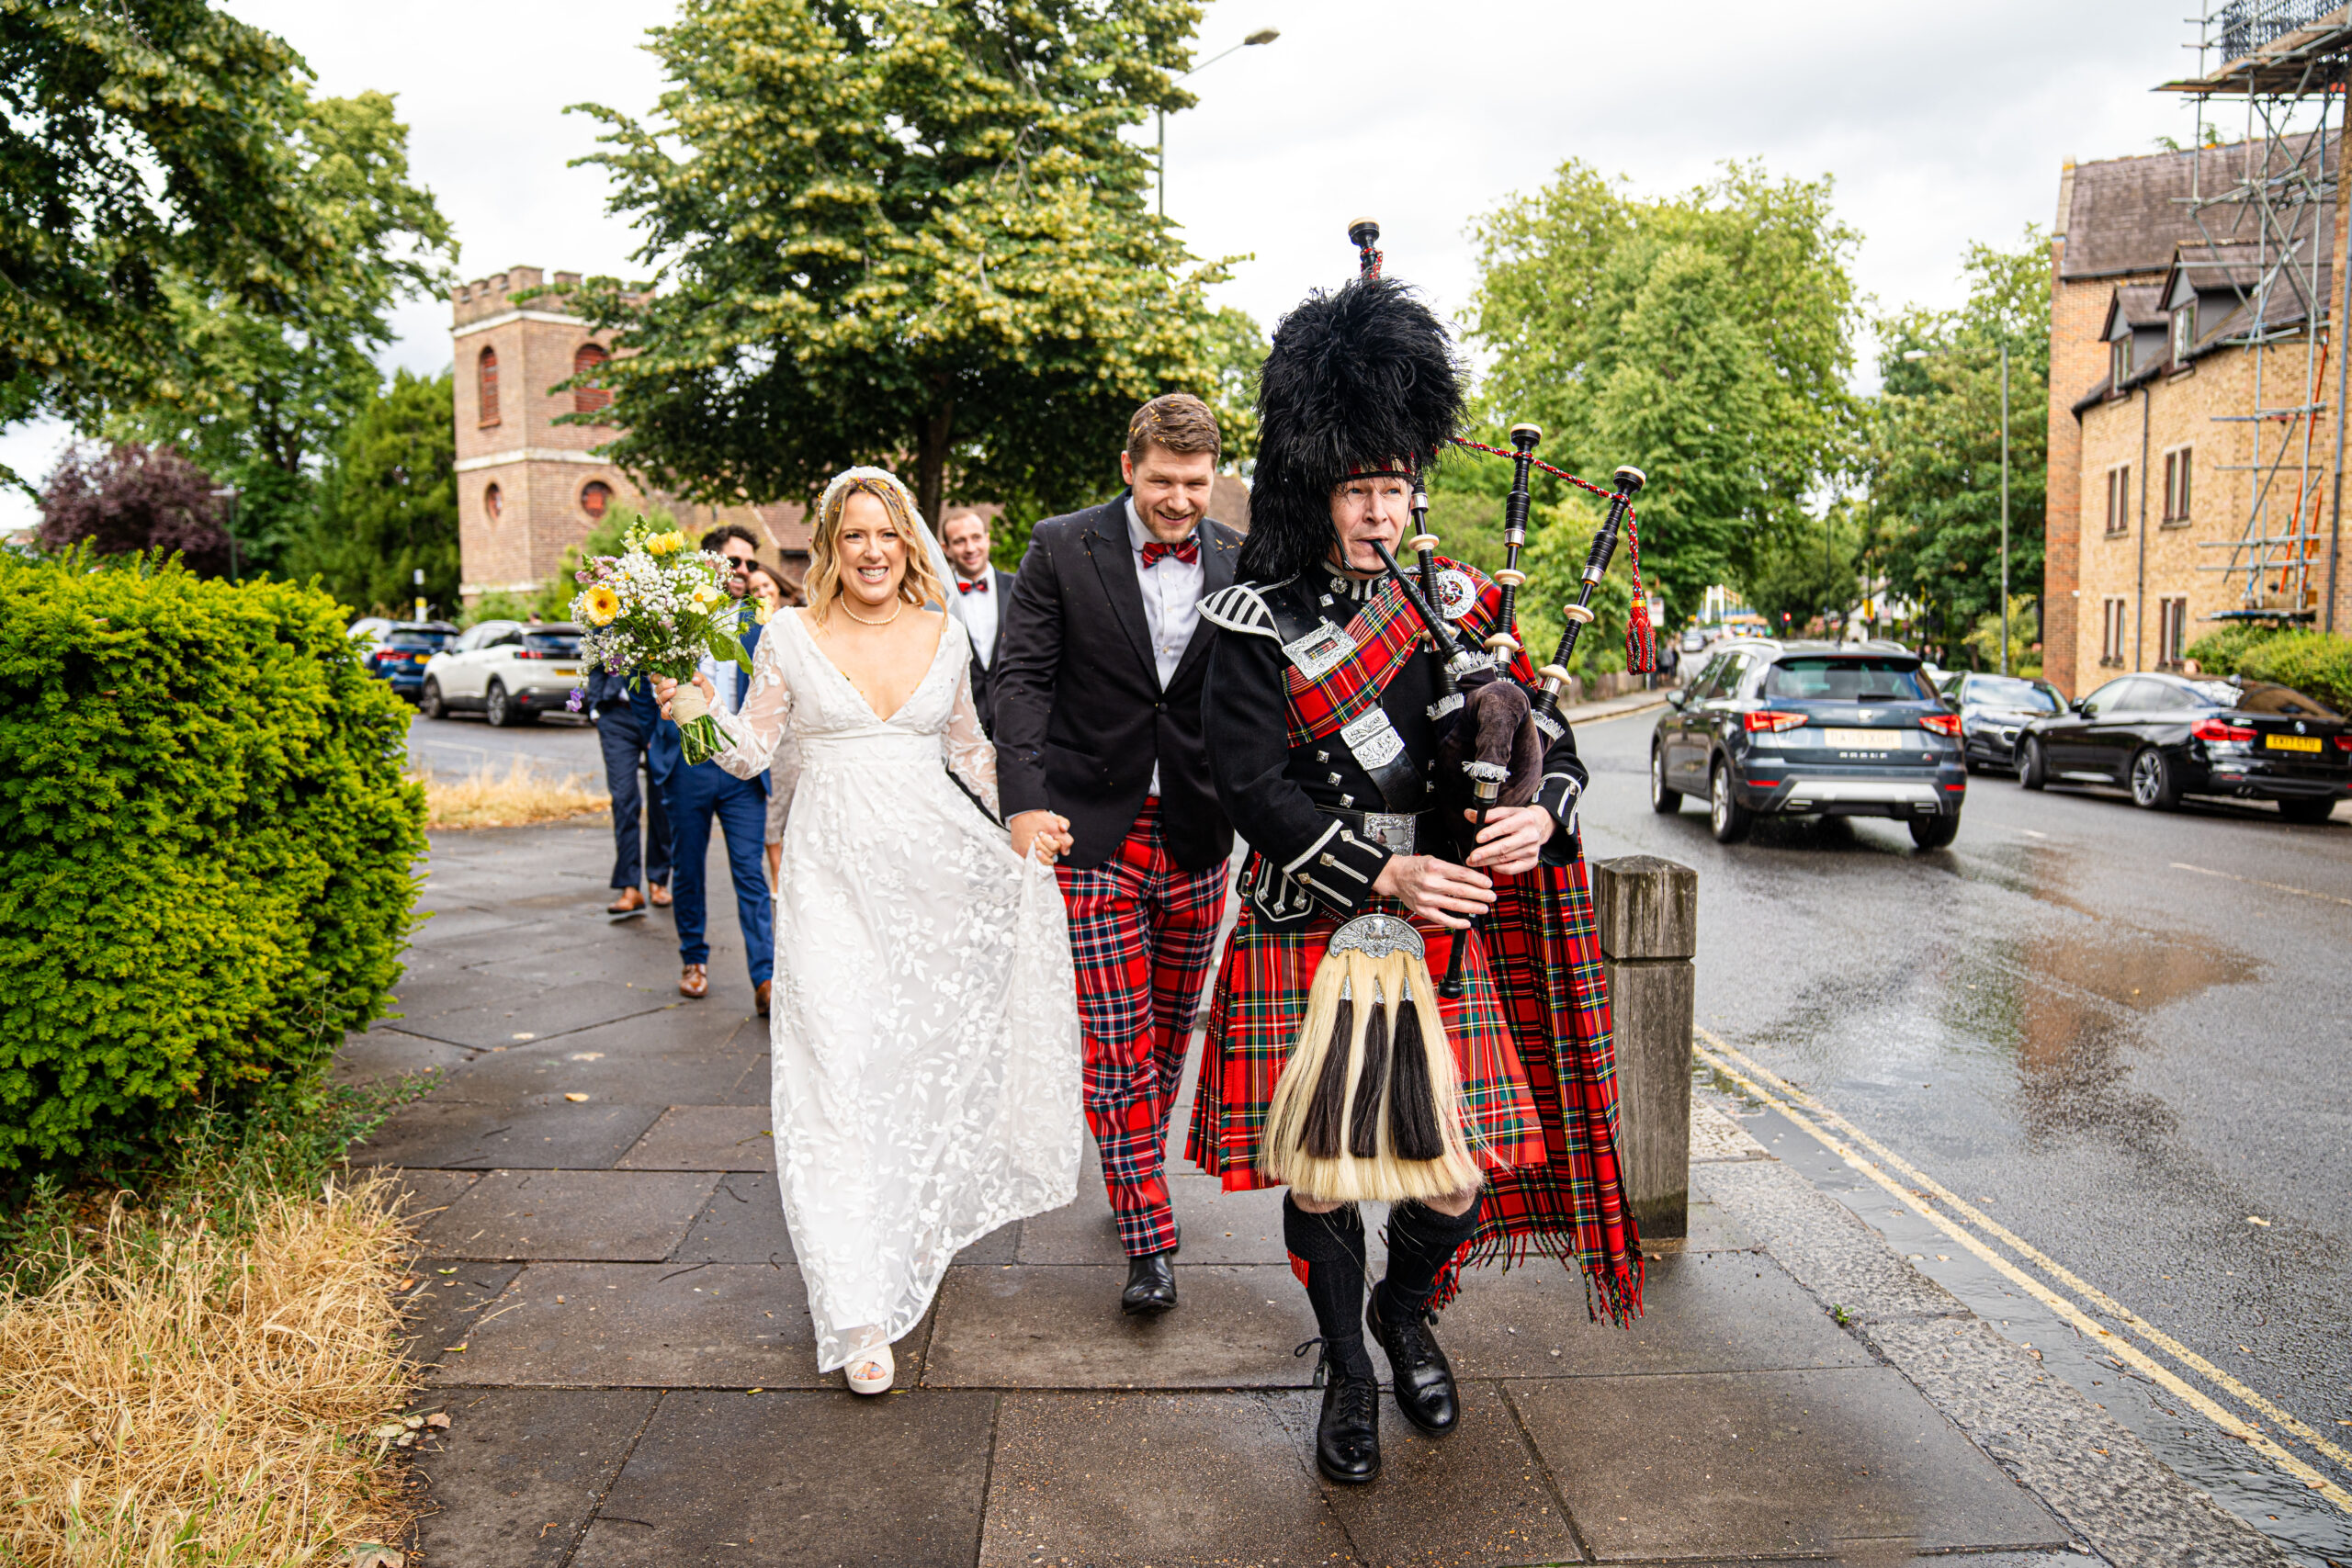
[708,608,1081,1371]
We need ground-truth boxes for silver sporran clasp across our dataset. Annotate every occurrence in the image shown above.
[1327,912,1425,962]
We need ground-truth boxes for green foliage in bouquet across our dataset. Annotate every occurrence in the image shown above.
[0,551,426,1176]
[571,520,753,764]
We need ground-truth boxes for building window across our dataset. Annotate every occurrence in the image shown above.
[572,343,612,416]
[580,480,613,520]
[2163,447,2193,524]
[478,347,500,426]
[2173,302,2196,365]
[2101,597,2129,666]
[2105,463,2132,536]
[2111,336,2130,388]
[484,482,503,524]
[2157,596,2189,667]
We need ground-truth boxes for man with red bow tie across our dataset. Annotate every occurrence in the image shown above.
[993,393,1243,1319]
[941,508,1015,730]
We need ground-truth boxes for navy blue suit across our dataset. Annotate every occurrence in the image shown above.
[588,665,672,893]
[659,623,774,987]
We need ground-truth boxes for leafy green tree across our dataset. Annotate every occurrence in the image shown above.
[565,0,1229,527]
[1467,160,1861,623]
[296,370,458,618]
[1863,232,2050,667]
[94,92,456,573]
[0,1,345,482]
[1740,498,1860,637]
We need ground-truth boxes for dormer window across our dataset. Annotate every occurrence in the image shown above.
[2112,336,2131,387]
[2172,301,2196,365]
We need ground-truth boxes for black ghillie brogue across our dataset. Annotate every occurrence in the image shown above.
[1367,1281,1460,1435]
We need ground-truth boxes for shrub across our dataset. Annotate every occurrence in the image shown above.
[0,551,426,1176]
[2239,629,2352,713]
[2181,621,2285,677]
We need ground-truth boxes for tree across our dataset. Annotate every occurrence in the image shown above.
[0,1,340,481]
[1863,233,2051,668]
[1467,160,1862,622]
[565,0,1230,526]
[36,444,232,575]
[298,370,458,616]
[88,92,456,573]
[1740,496,1860,637]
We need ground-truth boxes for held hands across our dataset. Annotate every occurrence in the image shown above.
[1462,804,1555,878]
[650,671,717,723]
[1007,809,1076,864]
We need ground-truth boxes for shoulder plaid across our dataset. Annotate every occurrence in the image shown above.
[1199,583,1280,638]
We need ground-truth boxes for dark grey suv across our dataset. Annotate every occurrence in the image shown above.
[1650,639,1968,847]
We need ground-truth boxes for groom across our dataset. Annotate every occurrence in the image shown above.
[994,393,1240,1318]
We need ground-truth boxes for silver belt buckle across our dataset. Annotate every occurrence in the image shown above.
[1360,812,1416,855]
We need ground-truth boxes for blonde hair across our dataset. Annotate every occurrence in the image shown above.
[806,467,947,626]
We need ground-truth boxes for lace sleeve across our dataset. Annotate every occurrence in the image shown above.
[765,739,800,843]
[944,649,1000,821]
[709,622,794,780]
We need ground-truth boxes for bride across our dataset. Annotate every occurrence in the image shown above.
[657,467,1081,1394]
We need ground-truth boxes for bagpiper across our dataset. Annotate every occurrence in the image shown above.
[1189,265,1643,1485]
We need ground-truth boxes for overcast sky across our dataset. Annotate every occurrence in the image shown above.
[2,0,2220,528]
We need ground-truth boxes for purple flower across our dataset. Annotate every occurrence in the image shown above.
[566,687,585,713]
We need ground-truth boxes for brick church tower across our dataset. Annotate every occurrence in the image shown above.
[449,266,809,604]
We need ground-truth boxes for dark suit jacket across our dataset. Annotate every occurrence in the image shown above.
[992,495,1239,872]
[950,567,1017,727]
[645,620,768,799]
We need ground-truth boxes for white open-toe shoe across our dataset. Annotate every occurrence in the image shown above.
[843,1333,894,1395]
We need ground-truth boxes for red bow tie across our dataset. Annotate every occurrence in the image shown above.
[1139,537,1199,568]
[956,576,988,594]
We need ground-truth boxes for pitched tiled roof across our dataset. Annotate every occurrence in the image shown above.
[2060,132,2336,280]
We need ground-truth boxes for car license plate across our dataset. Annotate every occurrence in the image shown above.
[2267,733,2323,752]
[1821,728,1894,750]
[552,666,580,679]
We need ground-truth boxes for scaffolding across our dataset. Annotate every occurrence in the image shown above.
[2162,3,2352,625]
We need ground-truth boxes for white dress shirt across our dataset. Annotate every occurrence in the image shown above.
[697,610,747,719]
[950,569,1000,668]
[1125,498,1204,796]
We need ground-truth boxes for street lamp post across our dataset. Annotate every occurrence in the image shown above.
[1902,342,2011,674]
[209,486,242,583]
[1158,28,1279,222]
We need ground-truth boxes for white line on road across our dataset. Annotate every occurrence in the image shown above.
[1696,1026,2352,1516]
[2171,861,2352,908]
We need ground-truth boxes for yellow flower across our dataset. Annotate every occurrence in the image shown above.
[582,585,622,626]
[645,530,686,557]
[691,582,723,610]
[753,602,775,625]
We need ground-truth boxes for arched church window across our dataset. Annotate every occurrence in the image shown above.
[478,347,501,426]
[573,343,612,416]
[580,480,613,520]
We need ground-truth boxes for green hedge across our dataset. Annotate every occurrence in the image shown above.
[2183,625,2352,713]
[0,552,425,1175]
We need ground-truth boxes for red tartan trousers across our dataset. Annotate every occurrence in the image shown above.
[1056,799,1229,1257]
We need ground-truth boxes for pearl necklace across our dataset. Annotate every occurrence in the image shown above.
[839,596,904,626]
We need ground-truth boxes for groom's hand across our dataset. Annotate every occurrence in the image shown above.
[1009,809,1074,863]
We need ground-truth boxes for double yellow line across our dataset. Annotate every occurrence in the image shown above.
[1694,1026,2352,1515]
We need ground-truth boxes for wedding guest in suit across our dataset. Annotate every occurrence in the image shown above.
[941,508,1014,730]
[662,523,775,1011]
[587,660,672,916]
[992,393,1240,1318]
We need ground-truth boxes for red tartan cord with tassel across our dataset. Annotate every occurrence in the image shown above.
[1447,437,1656,673]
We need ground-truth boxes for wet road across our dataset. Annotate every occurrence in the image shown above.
[405,709,604,783]
[1575,700,2352,1563]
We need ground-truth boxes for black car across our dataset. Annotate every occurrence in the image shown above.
[1935,671,2066,774]
[1650,638,1967,848]
[367,621,458,701]
[2016,671,2349,822]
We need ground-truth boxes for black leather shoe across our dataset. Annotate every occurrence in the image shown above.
[1368,1285,1460,1435]
[1314,1371,1383,1484]
[1121,1249,1178,1315]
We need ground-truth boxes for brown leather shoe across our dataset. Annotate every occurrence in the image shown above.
[649,882,673,908]
[679,964,708,998]
[606,886,647,916]
[754,979,772,1016]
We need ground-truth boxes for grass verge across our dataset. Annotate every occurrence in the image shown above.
[418,757,607,830]
[2,1075,435,1565]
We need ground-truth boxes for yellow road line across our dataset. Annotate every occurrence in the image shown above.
[1698,1026,2352,1476]
[1695,1034,2352,1515]
[2170,861,2352,908]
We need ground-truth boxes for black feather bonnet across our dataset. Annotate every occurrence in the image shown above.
[1238,275,1466,585]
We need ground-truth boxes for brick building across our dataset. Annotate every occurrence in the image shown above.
[450,266,810,604]
[2047,134,2352,695]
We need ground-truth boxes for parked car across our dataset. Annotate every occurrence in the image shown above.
[365,621,459,701]
[1935,671,2066,774]
[1679,627,1709,656]
[2015,671,2348,822]
[347,616,394,658]
[418,621,587,727]
[1650,638,1966,848]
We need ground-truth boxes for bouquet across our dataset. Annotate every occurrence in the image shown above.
[569,522,753,765]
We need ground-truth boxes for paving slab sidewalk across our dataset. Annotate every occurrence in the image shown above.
[347,821,2285,1567]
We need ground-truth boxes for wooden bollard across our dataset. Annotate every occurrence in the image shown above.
[1593,855,1698,1241]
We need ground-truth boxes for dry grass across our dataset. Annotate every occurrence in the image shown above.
[418,756,606,830]
[0,1180,419,1566]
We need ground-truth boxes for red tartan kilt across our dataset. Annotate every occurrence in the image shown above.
[1184,864,1549,1192]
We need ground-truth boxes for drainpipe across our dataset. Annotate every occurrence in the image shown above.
[2330,93,2352,632]
[2136,378,2151,671]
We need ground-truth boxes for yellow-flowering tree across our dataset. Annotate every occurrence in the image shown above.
[565,0,1233,527]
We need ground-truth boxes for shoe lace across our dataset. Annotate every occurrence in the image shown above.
[1374,1294,1441,1372]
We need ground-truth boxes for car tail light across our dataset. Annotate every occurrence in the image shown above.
[1744,710,1806,733]
[2192,716,2256,743]
[2336,735,2352,751]
[514,649,548,660]
[1918,713,1962,737]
